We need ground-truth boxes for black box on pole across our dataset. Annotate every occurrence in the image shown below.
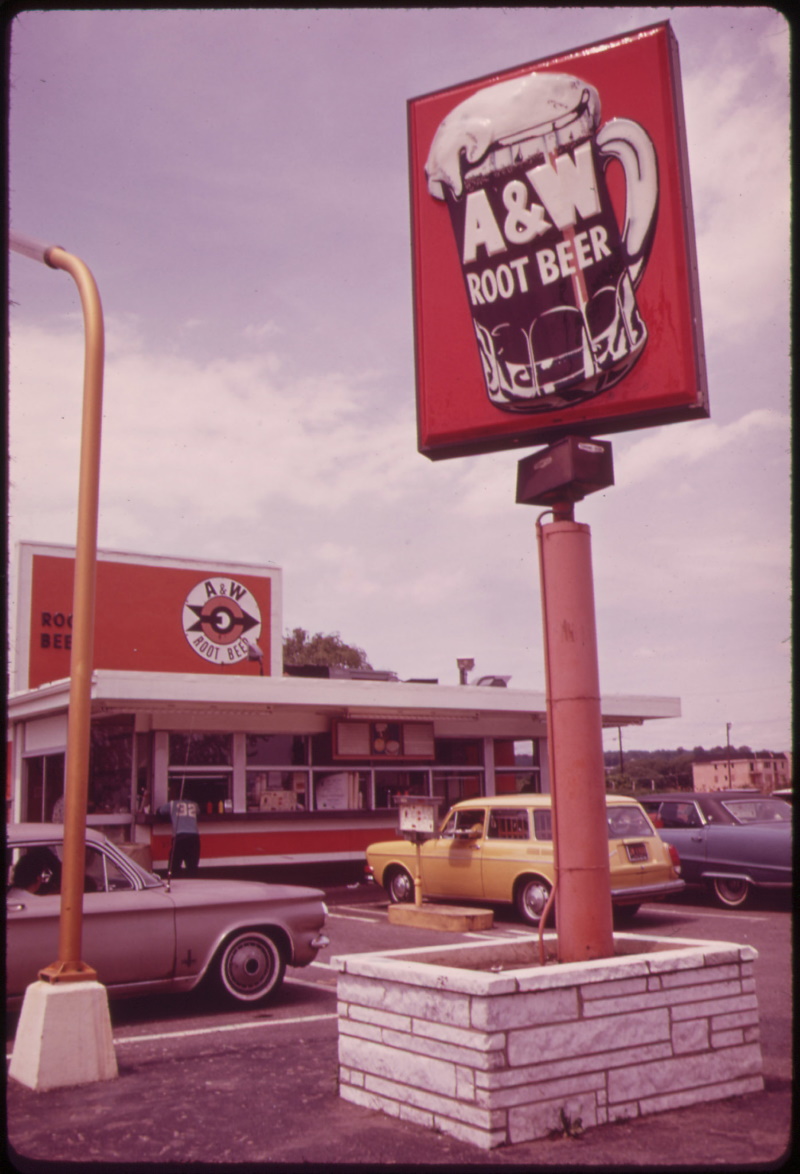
[516,437,614,506]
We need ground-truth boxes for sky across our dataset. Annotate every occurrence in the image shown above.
[6,7,791,755]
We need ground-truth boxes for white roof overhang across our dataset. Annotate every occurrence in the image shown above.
[6,669,681,728]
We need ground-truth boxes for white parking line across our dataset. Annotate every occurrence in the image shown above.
[5,1011,339,1061]
[466,928,532,940]
[114,1011,338,1046]
[285,976,337,990]
[643,906,770,922]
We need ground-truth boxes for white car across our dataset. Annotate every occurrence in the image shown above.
[6,824,329,1007]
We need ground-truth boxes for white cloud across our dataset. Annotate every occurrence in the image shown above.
[613,411,789,488]
[684,51,790,340]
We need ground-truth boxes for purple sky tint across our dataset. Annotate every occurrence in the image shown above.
[7,7,791,752]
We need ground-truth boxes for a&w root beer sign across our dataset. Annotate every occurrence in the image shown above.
[409,22,708,459]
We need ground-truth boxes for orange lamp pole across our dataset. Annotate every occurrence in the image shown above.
[536,503,615,963]
[10,232,103,983]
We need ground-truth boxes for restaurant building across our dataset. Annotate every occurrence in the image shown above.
[7,542,680,874]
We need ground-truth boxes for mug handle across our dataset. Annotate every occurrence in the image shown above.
[595,118,658,289]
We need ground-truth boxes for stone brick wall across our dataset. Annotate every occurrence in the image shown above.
[335,934,763,1149]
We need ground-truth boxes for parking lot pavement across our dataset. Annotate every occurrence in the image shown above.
[6,895,793,1171]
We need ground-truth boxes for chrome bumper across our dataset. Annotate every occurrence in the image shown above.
[611,879,686,905]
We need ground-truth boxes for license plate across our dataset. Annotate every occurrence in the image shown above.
[626,842,648,863]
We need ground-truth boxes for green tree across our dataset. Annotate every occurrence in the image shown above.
[282,627,372,670]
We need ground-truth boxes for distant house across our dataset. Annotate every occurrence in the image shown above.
[692,753,791,794]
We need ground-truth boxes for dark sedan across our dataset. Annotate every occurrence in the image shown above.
[639,790,791,908]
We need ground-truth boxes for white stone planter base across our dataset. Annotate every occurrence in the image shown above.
[334,933,763,1150]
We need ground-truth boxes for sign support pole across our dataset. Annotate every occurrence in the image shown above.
[536,502,615,963]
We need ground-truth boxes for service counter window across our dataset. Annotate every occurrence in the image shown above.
[313,771,369,811]
[375,770,429,810]
[432,770,482,809]
[168,773,232,813]
[245,735,309,812]
[168,733,233,813]
[247,770,308,812]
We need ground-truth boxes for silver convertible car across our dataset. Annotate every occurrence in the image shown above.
[6,825,330,1007]
[639,790,792,909]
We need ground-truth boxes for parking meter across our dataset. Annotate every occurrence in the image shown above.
[396,795,440,906]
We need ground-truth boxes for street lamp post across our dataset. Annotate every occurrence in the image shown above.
[8,232,117,1090]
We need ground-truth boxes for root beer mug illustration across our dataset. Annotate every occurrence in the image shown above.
[426,71,659,412]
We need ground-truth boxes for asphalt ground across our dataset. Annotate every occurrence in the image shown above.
[5,884,794,1173]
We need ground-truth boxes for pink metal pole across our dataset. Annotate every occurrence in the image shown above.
[537,515,614,963]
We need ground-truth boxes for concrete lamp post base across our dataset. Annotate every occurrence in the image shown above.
[9,981,118,1092]
[388,903,494,932]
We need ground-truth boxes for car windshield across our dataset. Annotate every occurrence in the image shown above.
[440,809,486,838]
[720,798,791,824]
[606,805,654,838]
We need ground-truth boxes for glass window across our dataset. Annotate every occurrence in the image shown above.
[89,715,134,814]
[606,805,654,839]
[494,739,538,767]
[434,739,484,766]
[7,843,63,894]
[533,809,553,841]
[24,754,65,822]
[495,772,540,795]
[313,770,370,811]
[246,734,307,766]
[311,733,336,766]
[487,809,530,840]
[169,732,232,766]
[374,771,427,810]
[432,771,482,808]
[84,845,134,892]
[440,808,486,839]
[722,798,791,823]
[247,770,308,812]
[660,802,702,829]
[168,773,231,811]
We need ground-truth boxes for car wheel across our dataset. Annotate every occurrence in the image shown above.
[613,904,641,924]
[711,877,750,909]
[217,931,286,1004]
[386,866,415,904]
[515,876,552,926]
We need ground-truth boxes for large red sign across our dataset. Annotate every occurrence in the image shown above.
[16,545,277,690]
[409,22,708,459]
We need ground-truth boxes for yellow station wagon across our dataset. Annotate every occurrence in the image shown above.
[365,793,684,925]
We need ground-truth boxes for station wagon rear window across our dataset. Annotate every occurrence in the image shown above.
[606,806,654,838]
